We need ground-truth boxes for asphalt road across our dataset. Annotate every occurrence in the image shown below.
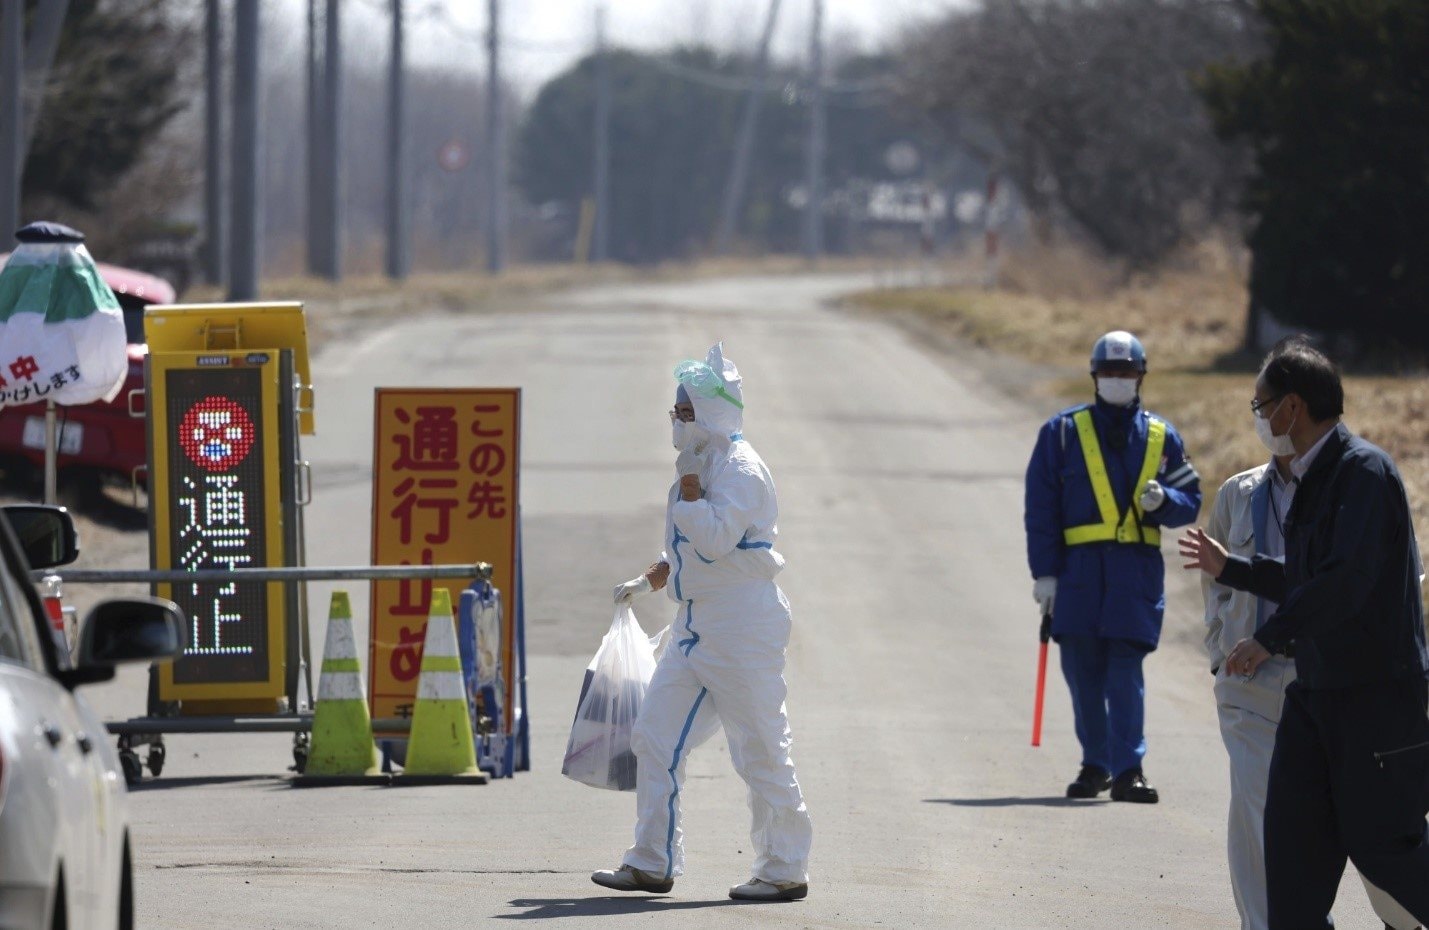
[79,272,1395,928]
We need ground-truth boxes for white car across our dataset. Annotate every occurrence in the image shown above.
[0,504,182,930]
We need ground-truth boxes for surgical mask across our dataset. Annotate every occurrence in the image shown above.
[1254,400,1297,456]
[672,420,715,455]
[1095,377,1139,407]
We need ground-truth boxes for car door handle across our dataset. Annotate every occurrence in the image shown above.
[76,732,94,754]
[41,722,63,747]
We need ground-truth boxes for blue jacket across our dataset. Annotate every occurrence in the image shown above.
[1024,399,1202,648]
[1220,424,1429,689]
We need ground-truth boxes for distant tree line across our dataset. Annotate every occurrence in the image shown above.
[517,46,953,264]
[17,0,1426,353]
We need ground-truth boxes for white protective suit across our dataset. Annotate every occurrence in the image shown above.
[1204,464,1417,930]
[622,343,813,884]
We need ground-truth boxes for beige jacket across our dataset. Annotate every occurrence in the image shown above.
[1202,465,1296,723]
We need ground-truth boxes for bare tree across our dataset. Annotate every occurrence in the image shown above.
[899,0,1262,266]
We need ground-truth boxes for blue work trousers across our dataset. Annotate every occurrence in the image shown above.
[1058,634,1149,777]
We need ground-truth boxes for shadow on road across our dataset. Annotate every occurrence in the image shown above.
[0,466,148,532]
[129,774,286,792]
[923,796,1109,808]
[498,897,747,919]
[68,486,147,532]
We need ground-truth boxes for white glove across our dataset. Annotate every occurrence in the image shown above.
[613,574,653,605]
[1139,479,1166,512]
[1033,576,1057,615]
[675,449,704,479]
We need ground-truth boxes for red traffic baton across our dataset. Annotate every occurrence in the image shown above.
[1031,610,1052,747]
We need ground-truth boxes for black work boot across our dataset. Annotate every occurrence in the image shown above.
[1110,767,1159,804]
[1065,764,1113,799]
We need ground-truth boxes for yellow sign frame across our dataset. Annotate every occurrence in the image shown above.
[145,302,314,434]
[152,350,289,702]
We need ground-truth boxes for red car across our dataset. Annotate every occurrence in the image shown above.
[0,262,175,504]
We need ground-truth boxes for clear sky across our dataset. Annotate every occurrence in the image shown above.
[390,0,966,92]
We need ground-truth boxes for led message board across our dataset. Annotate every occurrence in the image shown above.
[152,352,289,703]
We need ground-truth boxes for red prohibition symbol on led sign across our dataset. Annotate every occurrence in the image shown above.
[179,395,256,471]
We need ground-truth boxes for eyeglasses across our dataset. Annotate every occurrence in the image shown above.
[1250,395,1282,419]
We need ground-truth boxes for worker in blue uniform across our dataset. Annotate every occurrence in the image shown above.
[1024,331,1202,803]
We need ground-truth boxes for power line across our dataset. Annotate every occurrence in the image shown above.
[633,51,894,97]
[412,0,893,90]
[412,1,579,52]
[826,74,897,94]
[640,54,768,93]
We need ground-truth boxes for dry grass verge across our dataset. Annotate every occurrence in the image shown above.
[851,242,1429,591]
[182,256,884,349]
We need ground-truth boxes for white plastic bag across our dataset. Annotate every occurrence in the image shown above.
[561,605,660,790]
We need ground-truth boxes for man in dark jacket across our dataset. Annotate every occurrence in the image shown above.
[1180,337,1429,929]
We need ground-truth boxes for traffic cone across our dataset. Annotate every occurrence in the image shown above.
[291,592,389,787]
[393,589,487,785]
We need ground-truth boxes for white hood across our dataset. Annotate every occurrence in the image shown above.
[677,342,744,440]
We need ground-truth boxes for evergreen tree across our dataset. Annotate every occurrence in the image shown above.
[517,47,936,263]
[1199,0,1429,350]
[23,0,190,211]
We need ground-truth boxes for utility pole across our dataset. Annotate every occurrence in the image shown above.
[20,0,68,154]
[229,0,260,300]
[801,0,825,261]
[0,0,22,243]
[591,4,610,263]
[204,0,226,285]
[316,0,343,280]
[714,0,781,255]
[385,0,409,279]
[306,0,321,274]
[486,0,507,273]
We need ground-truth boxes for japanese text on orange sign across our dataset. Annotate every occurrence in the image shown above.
[369,389,519,726]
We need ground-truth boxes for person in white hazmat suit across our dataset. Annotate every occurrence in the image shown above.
[592,343,813,902]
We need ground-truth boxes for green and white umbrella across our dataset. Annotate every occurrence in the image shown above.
[0,222,127,409]
[0,222,128,501]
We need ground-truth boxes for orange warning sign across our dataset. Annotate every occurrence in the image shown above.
[369,388,520,729]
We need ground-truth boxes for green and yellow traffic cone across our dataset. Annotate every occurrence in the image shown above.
[393,588,487,785]
[292,591,389,786]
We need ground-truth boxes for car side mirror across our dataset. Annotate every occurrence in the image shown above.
[1,504,80,569]
[61,598,185,689]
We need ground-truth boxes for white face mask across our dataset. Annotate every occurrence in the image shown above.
[1254,399,1297,456]
[671,419,715,455]
[1095,377,1139,407]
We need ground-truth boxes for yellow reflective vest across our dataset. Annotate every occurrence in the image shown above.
[1062,408,1166,546]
